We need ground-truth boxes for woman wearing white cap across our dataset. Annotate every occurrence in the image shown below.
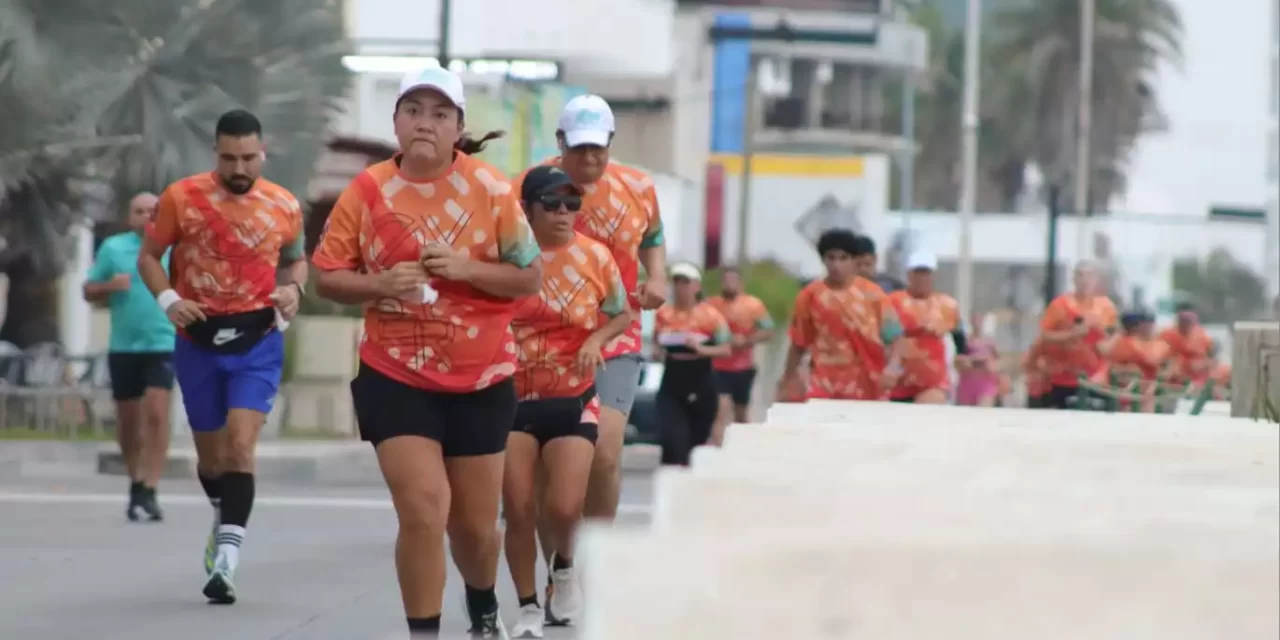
[651,263,732,465]
[512,95,667,548]
[312,64,542,637]
[884,250,967,404]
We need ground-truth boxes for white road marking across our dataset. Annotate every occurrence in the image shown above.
[0,491,654,515]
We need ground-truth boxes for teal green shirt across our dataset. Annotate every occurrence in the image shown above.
[87,232,176,353]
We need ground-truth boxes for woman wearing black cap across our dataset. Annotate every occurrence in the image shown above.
[504,165,633,636]
[652,263,732,465]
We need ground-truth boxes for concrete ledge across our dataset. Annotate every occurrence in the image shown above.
[93,442,664,485]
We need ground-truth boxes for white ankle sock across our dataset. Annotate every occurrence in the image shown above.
[216,524,245,568]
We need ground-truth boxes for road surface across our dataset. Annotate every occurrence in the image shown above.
[0,475,655,639]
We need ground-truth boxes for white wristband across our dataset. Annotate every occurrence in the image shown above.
[156,289,182,311]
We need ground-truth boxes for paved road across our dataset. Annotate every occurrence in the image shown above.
[0,475,654,639]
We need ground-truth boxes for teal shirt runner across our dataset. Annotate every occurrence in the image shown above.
[86,232,176,353]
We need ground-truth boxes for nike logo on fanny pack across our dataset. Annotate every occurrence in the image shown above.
[212,329,243,346]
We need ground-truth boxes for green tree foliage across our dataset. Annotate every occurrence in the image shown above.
[0,0,350,345]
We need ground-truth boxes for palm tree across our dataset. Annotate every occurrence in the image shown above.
[0,0,350,347]
[988,0,1182,213]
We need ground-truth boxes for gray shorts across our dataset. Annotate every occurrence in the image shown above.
[595,353,645,416]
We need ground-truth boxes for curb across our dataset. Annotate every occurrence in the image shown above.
[93,442,664,486]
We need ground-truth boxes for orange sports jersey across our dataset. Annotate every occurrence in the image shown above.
[1158,325,1214,384]
[514,159,663,359]
[706,294,774,372]
[886,291,960,398]
[148,172,303,315]
[1103,335,1170,381]
[788,278,904,400]
[511,232,629,401]
[1037,293,1118,388]
[311,153,540,393]
[1023,340,1052,398]
[653,302,731,347]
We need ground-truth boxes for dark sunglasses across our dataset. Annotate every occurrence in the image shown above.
[537,194,582,212]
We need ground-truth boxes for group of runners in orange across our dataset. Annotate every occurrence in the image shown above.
[125,60,1236,638]
[1024,262,1231,411]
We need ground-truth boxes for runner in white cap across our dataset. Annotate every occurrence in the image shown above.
[313,62,540,638]
[884,250,967,404]
[511,93,667,621]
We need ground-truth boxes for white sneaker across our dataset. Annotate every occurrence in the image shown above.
[202,551,237,604]
[546,557,582,626]
[510,603,545,638]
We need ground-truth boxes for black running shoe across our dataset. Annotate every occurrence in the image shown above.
[126,481,144,522]
[138,487,164,522]
[467,609,509,639]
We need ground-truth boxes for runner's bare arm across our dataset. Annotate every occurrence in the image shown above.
[82,245,121,303]
[278,232,308,287]
[311,188,395,303]
[637,189,667,306]
[137,187,179,298]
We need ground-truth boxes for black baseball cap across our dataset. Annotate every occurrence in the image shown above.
[520,165,582,202]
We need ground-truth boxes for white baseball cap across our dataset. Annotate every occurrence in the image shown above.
[670,262,703,282]
[905,250,938,272]
[558,94,615,147]
[398,65,466,112]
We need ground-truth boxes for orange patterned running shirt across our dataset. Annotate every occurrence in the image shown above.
[1158,325,1214,385]
[885,290,960,398]
[148,172,303,315]
[311,153,540,393]
[1038,293,1118,387]
[788,278,903,400]
[514,159,663,359]
[705,294,774,372]
[511,232,629,400]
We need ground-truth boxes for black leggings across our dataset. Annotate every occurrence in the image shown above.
[657,361,719,466]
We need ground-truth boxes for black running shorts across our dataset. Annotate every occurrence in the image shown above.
[350,362,516,457]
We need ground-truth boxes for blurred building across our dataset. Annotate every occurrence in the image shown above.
[335,0,925,271]
[1267,0,1279,301]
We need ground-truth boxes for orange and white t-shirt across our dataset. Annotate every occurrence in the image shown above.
[148,172,303,315]
[513,159,663,359]
[1038,293,1118,388]
[885,290,960,397]
[1158,325,1214,384]
[311,153,540,393]
[706,294,773,372]
[788,278,902,400]
[653,303,731,349]
[511,232,628,401]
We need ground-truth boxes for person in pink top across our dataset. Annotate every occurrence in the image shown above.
[956,313,1001,406]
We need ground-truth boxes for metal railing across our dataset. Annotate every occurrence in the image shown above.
[0,341,113,436]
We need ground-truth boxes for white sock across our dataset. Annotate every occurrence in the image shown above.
[216,524,245,568]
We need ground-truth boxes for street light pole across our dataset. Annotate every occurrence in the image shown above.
[735,57,759,265]
[437,0,452,68]
[956,0,982,323]
[1073,0,1096,263]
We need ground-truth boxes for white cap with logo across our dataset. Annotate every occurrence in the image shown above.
[398,64,466,113]
[558,94,615,148]
[905,250,938,272]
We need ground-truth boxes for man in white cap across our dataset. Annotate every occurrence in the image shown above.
[512,93,666,623]
[884,250,968,403]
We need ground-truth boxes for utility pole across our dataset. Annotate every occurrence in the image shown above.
[899,75,916,216]
[735,58,759,266]
[956,0,982,323]
[1073,0,1096,263]
[437,0,452,68]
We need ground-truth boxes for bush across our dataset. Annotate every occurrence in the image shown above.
[701,260,805,325]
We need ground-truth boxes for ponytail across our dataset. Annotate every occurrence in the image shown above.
[456,130,506,155]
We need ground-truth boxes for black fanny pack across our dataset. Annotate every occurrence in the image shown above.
[184,308,276,354]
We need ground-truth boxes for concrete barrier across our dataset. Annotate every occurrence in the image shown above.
[580,401,1280,639]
